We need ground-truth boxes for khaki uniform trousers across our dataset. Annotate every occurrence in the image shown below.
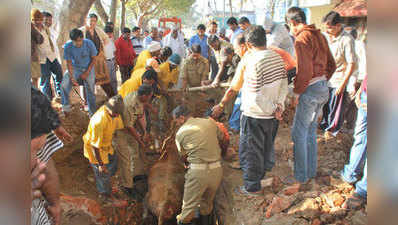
[176,165,223,223]
[112,129,146,188]
[31,61,42,79]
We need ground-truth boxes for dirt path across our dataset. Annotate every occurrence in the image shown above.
[53,92,366,225]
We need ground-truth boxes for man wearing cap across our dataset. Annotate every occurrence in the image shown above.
[152,53,182,127]
[115,27,137,84]
[159,54,182,90]
[134,41,162,71]
[113,84,153,200]
[172,105,228,225]
[83,95,125,203]
[163,25,186,58]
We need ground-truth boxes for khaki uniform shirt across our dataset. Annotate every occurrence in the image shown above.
[175,118,223,164]
[324,31,356,88]
[180,55,209,87]
[122,91,144,128]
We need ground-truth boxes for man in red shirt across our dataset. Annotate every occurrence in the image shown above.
[115,28,137,84]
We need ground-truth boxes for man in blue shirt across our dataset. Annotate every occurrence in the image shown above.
[143,27,162,49]
[189,24,209,59]
[227,17,243,44]
[61,28,98,117]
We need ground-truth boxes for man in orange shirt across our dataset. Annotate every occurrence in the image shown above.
[286,7,336,184]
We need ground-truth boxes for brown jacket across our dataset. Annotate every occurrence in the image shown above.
[293,24,336,94]
[31,24,44,62]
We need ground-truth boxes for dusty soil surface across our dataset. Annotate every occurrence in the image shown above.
[53,91,367,225]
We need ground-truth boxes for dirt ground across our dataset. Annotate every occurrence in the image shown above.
[52,90,367,225]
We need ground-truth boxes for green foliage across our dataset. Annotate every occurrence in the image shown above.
[126,0,195,20]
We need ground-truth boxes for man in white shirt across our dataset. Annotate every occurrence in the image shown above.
[37,11,63,101]
[104,26,118,94]
[163,25,186,58]
[263,17,295,58]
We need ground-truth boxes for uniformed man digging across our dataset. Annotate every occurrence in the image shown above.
[172,105,228,225]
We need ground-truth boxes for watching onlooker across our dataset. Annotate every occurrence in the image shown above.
[227,17,243,44]
[131,26,144,55]
[115,27,137,84]
[319,11,357,138]
[286,7,336,184]
[61,28,98,117]
[189,24,210,59]
[104,25,118,94]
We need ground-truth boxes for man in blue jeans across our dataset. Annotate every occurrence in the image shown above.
[61,28,97,117]
[286,7,336,184]
[341,76,367,208]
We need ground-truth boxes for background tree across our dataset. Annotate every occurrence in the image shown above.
[126,0,194,30]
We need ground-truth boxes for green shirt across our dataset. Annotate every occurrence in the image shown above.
[175,117,222,164]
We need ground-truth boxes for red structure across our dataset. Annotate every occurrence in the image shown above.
[334,0,367,17]
[158,17,182,37]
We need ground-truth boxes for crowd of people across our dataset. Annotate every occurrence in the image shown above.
[31,6,367,225]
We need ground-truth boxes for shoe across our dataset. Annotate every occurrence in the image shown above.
[234,185,263,197]
[84,104,89,112]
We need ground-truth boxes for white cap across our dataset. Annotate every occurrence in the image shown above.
[148,41,161,53]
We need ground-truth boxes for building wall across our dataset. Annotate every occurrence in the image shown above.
[308,4,336,29]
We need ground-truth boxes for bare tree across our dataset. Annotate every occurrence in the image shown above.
[94,0,109,24]
[57,0,96,65]
[120,0,127,31]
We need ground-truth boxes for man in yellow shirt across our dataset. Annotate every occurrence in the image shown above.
[118,69,159,98]
[158,54,181,90]
[83,95,124,202]
[133,41,161,70]
[155,53,182,126]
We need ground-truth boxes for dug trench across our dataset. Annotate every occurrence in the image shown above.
[52,91,367,225]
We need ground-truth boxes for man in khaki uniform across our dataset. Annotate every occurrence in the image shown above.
[180,44,211,116]
[173,105,227,225]
[181,44,210,89]
[112,84,153,200]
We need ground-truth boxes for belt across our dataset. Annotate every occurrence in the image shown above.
[106,58,115,61]
[190,161,221,170]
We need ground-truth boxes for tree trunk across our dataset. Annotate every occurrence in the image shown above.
[57,0,96,68]
[229,0,233,16]
[94,0,109,24]
[109,0,118,36]
[120,0,126,32]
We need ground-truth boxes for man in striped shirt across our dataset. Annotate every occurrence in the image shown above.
[31,87,72,225]
[213,26,291,196]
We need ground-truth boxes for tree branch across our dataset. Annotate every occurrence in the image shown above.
[95,0,109,23]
